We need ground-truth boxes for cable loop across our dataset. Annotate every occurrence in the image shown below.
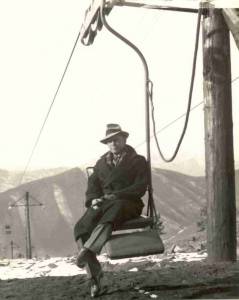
[150,8,202,162]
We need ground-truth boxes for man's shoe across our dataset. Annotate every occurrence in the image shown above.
[76,247,92,268]
[90,270,103,298]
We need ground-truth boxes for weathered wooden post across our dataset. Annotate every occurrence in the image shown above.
[202,6,237,262]
[25,192,32,259]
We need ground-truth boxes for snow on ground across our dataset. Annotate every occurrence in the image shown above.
[0,252,207,280]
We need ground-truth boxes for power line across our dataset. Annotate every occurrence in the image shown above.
[18,28,82,186]
[135,100,203,149]
[135,75,239,150]
[232,75,239,83]
[17,13,239,183]
[83,75,239,167]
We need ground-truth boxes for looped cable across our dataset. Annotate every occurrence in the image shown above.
[150,8,202,162]
[147,79,153,99]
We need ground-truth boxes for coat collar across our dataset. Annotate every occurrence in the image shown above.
[102,145,137,167]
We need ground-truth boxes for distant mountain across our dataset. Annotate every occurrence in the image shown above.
[0,168,87,258]
[151,168,206,241]
[0,167,237,258]
[0,169,13,192]
[0,167,209,258]
[0,168,69,193]
[156,158,205,177]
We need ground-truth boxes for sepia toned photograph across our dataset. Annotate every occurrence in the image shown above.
[0,0,238,299]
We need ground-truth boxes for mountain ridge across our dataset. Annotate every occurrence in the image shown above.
[0,167,237,258]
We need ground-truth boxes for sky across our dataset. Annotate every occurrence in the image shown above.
[0,0,238,172]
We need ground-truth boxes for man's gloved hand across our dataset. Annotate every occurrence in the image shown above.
[103,194,117,201]
[91,198,103,210]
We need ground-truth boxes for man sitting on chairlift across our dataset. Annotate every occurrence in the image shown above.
[74,123,148,298]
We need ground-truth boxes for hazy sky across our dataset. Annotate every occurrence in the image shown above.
[0,0,238,171]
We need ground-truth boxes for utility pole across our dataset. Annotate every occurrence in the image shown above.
[9,240,19,259]
[25,192,32,259]
[9,192,43,259]
[10,240,14,259]
[202,6,237,262]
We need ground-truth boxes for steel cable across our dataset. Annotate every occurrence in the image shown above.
[18,28,82,185]
[150,7,202,162]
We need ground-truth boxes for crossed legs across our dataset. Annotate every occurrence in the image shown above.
[76,222,112,297]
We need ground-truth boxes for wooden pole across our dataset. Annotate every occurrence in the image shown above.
[202,7,237,262]
[10,240,14,259]
[25,192,32,259]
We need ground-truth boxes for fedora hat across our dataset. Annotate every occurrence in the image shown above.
[100,124,129,144]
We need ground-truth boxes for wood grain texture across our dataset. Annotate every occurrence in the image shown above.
[203,9,237,262]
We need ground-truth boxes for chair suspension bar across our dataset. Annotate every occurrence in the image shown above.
[109,0,200,14]
[101,1,158,221]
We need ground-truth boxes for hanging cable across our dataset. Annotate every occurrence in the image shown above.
[135,101,203,149]
[18,28,82,186]
[82,74,239,173]
[150,7,202,162]
[135,75,239,150]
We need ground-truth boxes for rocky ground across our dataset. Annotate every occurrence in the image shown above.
[0,251,238,300]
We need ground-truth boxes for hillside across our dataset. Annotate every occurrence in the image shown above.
[0,168,69,193]
[0,168,87,257]
[0,167,209,258]
[151,168,205,240]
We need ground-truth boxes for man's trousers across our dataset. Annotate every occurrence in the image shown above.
[76,222,112,278]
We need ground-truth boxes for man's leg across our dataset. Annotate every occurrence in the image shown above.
[76,237,101,280]
[76,222,111,278]
[76,224,112,298]
[76,222,112,268]
[74,207,102,243]
[84,222,112,254]
[76,223,112,269]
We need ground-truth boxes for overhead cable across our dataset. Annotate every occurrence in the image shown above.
[135,101,203,149]
[18,28,82,186]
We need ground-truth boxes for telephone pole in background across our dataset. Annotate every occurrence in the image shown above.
[9,240,19,259]
[25,192,32,259]
[4,225,19,258]
[9,191,43,259]
[202,5,237,262]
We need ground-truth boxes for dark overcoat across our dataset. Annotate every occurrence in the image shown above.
[74,145,148,242]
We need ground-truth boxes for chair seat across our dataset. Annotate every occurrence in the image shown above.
[105,228,165,259]
[114,215,154,231]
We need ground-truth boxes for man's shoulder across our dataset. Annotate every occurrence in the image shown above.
[133,154,147,165]
[94,152,107,167]
[126,145,146,161]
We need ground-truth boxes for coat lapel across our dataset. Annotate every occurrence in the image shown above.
[101,146,137,187]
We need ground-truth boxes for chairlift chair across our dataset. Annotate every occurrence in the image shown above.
[82,1,166,259]
[86,167,164,259]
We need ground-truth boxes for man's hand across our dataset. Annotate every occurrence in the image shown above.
[103,194,117,201]
[91,198,103,210]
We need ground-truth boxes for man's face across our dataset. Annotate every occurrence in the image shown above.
[107,135,126,154]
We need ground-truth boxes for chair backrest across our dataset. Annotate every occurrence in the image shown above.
[86,167,94,178]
